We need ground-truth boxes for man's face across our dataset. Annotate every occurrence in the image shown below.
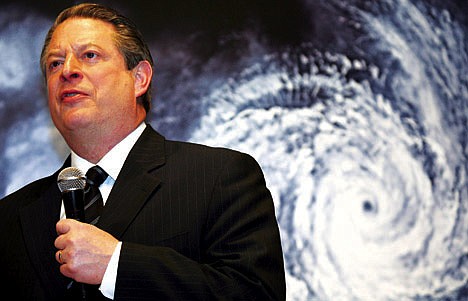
[44,17,146,140]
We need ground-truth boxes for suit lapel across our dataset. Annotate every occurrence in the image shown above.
[19,162,71,297]
[97,125,166,238]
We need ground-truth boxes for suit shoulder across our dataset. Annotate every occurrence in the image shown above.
[165,139,257,163]
[163,140,265,181]
[0,175,56,205]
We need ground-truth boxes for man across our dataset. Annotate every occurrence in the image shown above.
[0,3,286,300]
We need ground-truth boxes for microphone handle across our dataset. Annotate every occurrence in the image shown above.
[62,189,85,222]
[61,188,87,300]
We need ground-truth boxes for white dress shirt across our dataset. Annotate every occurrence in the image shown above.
[60,122,146,299]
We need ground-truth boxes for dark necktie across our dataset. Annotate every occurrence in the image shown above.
[84,165,108,225]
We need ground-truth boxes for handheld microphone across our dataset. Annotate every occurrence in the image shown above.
[57,167,88,300]
[57,167,87,221]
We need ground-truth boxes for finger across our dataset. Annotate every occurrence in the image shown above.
[56,250,64,264]
[55,219,74,249]
[56,218,75,235]
[54,234,65,249]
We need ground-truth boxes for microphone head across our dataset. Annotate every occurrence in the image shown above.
[57,167,86,192]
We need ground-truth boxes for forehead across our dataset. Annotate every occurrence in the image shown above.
[49,17,117,50]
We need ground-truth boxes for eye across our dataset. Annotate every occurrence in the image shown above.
[48,60,63,72]
[84,52,98,60]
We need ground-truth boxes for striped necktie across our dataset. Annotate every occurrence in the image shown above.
[84,165,108,225]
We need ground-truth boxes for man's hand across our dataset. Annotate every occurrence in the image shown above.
[55,219,118,284]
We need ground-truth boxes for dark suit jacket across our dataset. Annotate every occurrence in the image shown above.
[0,125,286,300]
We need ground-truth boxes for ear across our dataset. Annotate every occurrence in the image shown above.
[132,60,153,98]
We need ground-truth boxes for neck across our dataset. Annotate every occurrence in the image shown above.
[63,122,142,164]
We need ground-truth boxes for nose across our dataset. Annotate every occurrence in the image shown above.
[60,55,82,82]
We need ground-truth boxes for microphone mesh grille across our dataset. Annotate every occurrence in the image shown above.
[57,167,86,192]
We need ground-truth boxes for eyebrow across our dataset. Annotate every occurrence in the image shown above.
[46,43,104,60]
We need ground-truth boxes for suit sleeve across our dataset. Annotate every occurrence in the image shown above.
[114,151,286,300]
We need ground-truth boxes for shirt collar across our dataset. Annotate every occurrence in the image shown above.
[71,122,146,180]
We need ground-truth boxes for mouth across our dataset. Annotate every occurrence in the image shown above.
[60,90,87,101]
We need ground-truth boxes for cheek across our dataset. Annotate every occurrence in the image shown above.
[102,75,135,103]
[47,87,56,108]
[46,79,62,118]
[47,78,58,98]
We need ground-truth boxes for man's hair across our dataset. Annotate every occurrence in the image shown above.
[40,3,154,112]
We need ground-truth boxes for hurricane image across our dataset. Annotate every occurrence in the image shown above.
[0,0,466,300]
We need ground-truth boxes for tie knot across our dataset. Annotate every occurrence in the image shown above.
[86,165,108,187]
